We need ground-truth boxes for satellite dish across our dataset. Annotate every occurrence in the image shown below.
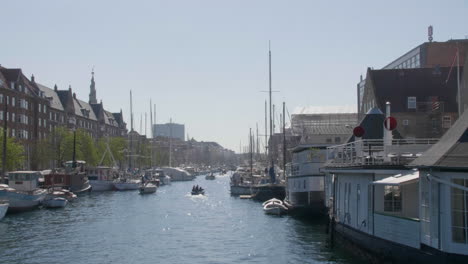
[353,126,365,137]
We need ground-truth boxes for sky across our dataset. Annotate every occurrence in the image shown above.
[1,0,467,152]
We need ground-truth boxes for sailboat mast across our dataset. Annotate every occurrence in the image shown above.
[283,102,286,171]
[265,100,267,156]
[250,128,253,178]
[150,100,153,168]
[268,41,272,148]
[129,90,134,169]
[169,118,172,167]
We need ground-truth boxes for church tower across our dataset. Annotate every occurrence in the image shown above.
[89,70,97,104]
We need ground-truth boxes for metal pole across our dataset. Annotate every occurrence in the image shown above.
[265,100,267,156]
[72,129,77,168]
[283,102,286,171]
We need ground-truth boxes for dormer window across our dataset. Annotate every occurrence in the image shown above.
[407,97,416,109]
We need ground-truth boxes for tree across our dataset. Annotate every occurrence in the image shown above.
[0,129,26,171]
[96,136,127,167]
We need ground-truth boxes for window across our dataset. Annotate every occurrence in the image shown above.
[326,138,332,143]
[443,116,452,129]
[38,104,42,112]
[12,97,15,107]
[0,94,3,103]
[0,111,3,120]
[407,96,417,109]
[44,105,47,113]
[451,178,468,244]
[39,118,41,127]
[384,186,402,212]
[44,119,46,127]
[6,96,9,105]
[11,113,15,122]
[11,129,15,137]
[335,137,341,143]
[10,82,14,89]
[403,119,409,126]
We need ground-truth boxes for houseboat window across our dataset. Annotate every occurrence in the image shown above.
[384,186,402,212]
[451,178,468,244]
[442,116,452,129]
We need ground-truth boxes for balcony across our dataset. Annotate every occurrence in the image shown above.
[326,138,438,167]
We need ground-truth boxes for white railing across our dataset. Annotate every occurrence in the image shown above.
[326,139,438,167]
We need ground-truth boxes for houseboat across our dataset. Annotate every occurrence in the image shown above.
[0,171,47,212]
[323,106,468,263]
[285,144,328,215]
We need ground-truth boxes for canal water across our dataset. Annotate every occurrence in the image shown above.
[0,173,359,264]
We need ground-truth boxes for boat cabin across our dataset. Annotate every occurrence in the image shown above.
[7,171,41,192]
[87,167,118,181]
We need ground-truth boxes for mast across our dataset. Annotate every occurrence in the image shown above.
[268,41,272,147]
[250,128,253,178]
[256,122,259,158]
[150,100,153,168]
[169,118,172,167]
[129,90,134,169]
[264,100,267,156]
[1,100,7,183]
[283,102,286,172]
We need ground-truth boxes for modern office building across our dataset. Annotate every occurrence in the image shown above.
[153,123,185,141]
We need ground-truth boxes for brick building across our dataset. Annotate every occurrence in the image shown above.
[0,65,127,169]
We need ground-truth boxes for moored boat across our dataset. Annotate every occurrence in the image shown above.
[263,199,288,215]
[205,173,215,180]
[139,182,157,194]
[87,166,119,191]
[113,178,140,191]
[0,171,47,212]
[42,197,68,208]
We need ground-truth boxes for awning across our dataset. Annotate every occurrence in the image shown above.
[372,170,419,186]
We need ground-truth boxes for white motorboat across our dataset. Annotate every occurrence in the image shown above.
[87,166,119,191]
[0,172,47,212]
[263,199,288,215]
[46,188,77,202]
[113,179,140,191]
[139,183,157,194]
[42,197,68,208]
[0,201,8,220]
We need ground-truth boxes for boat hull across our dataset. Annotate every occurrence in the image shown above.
[114,182,140,191]
[0,189,46,212]
[230,185,252,195]
[139,184,157,194]
[42,197,68,208]
[0,203,8,220]
[90,180,114,191]
[251,184,286,202]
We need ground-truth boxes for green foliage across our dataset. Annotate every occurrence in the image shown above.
[96,137,127,167]
[0,129,25,171]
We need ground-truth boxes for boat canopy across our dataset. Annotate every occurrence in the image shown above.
[372,170,419,186]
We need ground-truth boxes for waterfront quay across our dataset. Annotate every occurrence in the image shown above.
[0,174,357,264]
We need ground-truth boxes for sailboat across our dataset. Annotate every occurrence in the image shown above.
[88,137,120,191]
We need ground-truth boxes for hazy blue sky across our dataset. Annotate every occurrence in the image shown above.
[1,0,467,152]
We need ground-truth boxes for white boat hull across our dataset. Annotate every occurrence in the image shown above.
[42,197,68,208]
[263,201,288,215]
[139,183,157,194]
[114,182,140,191]
[0,189,47,212]
[0,203,8,220]
[90,180,114,191]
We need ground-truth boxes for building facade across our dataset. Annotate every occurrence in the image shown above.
[153,123,185,141]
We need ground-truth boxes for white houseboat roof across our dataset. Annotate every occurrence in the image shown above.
[411,108,468,169]
[372,170,419,186]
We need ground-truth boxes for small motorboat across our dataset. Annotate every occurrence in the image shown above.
[47,188,77,202]
[205,173,215,180]
[42,197,68,208]
[263,198,288,215]
[0,201,8,220]
[191,186,205,195]
[139,183,157,194]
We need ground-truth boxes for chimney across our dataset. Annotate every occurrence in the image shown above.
[73,92,76,99]
[384,102,393,146]
[54,84,58,91]
[69,85,72,92]
[31,74,35,82]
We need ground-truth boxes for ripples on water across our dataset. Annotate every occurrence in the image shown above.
[0,173,358,264]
